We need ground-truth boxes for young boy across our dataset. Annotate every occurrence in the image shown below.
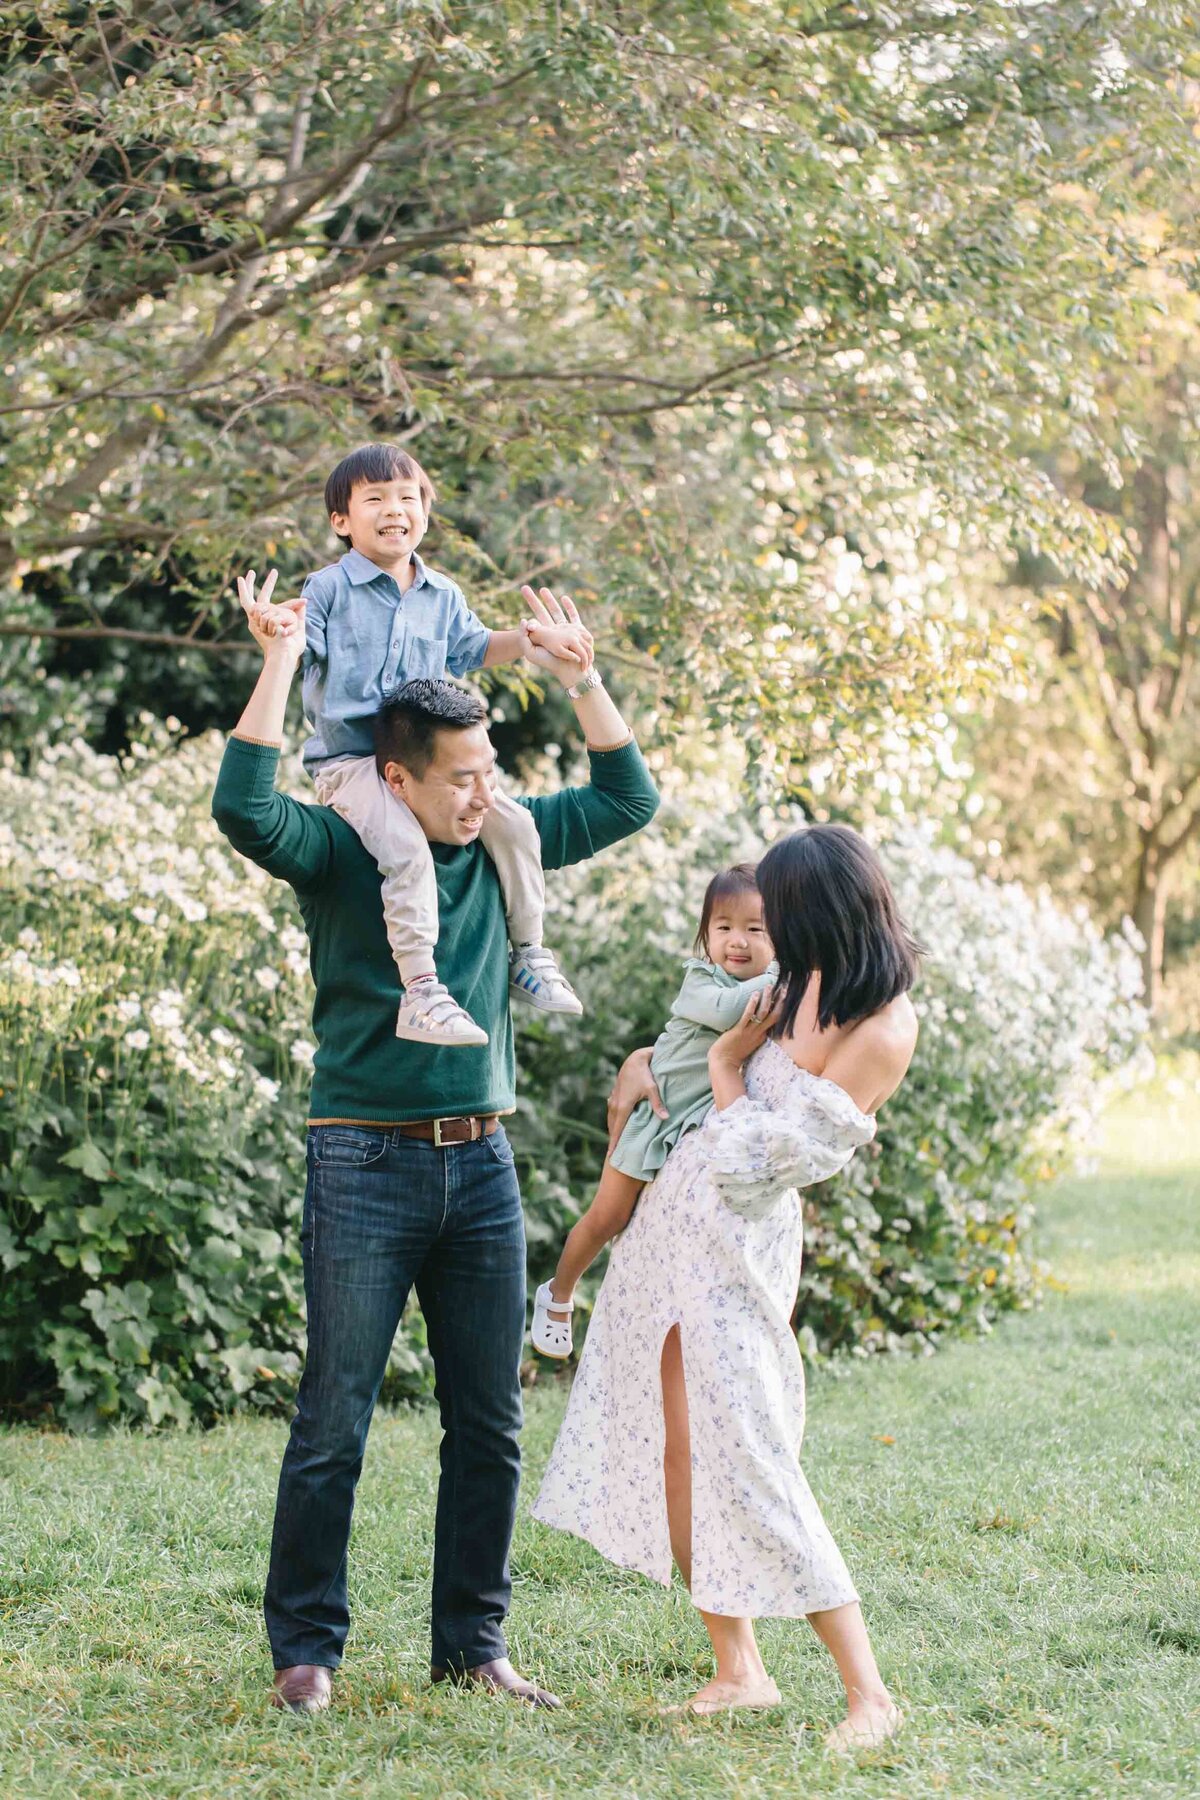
[243,442,595,1046]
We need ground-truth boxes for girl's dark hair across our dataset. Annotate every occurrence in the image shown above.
[325,444,436,545]
[756,826,922,1036]
[694,862,761,956]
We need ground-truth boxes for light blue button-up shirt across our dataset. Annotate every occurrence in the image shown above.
[300,548,492,770]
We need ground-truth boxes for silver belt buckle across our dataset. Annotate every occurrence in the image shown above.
[433,1115,480,1147]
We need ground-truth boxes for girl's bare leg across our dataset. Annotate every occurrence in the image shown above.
[659,1327,780,1714]
[545,1160,643,1320]
[807,1602,902,1749]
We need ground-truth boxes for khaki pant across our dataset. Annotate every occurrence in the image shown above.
[314,755,544,988]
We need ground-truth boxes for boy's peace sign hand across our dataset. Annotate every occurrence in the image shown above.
[235,568,306,664]
[519,585,595,685]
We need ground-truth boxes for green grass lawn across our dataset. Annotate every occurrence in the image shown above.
[2,1072,1198,1800]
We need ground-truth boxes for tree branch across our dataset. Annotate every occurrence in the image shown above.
[46,61,434,333]
[597,333,815,418]
[1067,596,1153,795]
[1158,765,1200,863]
[0,623,254,656]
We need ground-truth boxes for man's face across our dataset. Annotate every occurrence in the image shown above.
[385,723,497,846]
[332,474,428,570]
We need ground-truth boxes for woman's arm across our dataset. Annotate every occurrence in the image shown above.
[606,1046,667,1150]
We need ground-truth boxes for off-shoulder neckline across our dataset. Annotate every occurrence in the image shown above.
[759,1035,876,1130]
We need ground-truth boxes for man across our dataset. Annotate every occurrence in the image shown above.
[212,584,659,1713]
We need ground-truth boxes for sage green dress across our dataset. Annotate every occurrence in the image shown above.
[609,957,779,1181]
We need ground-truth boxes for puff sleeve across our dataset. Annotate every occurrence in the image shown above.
[701,1078,875,1221]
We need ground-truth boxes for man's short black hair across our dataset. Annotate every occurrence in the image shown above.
[374,679,487,778]
[325,445,436,546]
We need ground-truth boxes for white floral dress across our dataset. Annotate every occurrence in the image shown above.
[532,1037,876,1618]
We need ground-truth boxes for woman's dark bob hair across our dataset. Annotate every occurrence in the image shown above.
[757,825,922,1037]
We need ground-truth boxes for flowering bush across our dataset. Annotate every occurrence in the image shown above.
[0,730,1146,1428]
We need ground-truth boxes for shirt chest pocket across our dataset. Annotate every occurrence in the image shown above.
[384,626,449,689]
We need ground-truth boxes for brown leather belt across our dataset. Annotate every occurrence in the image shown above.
[395,1113,500,1147]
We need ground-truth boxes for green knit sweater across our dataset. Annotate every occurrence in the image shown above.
[211,736,660,1124]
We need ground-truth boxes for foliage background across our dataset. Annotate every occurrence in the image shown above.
[1,4,1197,1425]
[0,730,1144,1428]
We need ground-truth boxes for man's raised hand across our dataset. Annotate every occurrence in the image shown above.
[519,586,595,683]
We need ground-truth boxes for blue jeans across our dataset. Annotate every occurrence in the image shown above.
[263,1123,527,1673]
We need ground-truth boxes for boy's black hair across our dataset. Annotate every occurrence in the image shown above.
[756,825,923,1035]
[694,862,761,956]
[373,679,487,779]
[325,444,436,546]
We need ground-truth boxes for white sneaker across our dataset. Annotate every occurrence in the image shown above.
[531,1281,574,1359]
[396,981,488,1047]
[509,946,584,1016]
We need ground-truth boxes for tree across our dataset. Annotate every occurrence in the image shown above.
[3,1,1198,768]
[962,276,1200,1015]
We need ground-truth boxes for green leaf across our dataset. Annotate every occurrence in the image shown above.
[60,1142,114,1184]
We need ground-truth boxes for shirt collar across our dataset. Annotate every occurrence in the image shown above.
[340,547,430,589]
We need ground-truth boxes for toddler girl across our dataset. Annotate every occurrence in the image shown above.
[532,862,777,1358]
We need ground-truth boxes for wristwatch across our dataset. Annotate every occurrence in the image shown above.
[567,666,604,701]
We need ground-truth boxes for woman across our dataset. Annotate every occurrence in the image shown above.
[532,825,920,1743]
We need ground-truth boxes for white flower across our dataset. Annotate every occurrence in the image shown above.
[254,1075,281,1104]
[132,906,158,926]
[290,1038,315,1067]
[125,1029,150,1050]
[116,998,142,1021]
[255,968,282,992]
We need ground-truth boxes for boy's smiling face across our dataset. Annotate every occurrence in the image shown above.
[331,473,428,571]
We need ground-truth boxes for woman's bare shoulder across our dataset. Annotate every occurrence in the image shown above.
[866,992,919,1053]
[823,995,918,1113]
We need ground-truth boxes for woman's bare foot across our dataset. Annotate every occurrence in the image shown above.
[824,1698,903,1751]
[661,1674,782,1716]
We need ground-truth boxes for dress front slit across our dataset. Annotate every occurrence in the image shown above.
[533,1041,874,1619]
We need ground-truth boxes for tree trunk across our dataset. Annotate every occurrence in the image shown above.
[1132,832,1166,1012]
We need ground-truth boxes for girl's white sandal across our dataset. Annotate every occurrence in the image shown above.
[532,1282,574,1359]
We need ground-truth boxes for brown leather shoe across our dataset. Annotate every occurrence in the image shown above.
[431,1656,560,1710]
[271,1664,333,1714]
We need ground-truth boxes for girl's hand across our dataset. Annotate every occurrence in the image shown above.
[709,986,782,1072]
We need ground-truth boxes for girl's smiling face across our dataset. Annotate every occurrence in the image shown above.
[705,889,773,979]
